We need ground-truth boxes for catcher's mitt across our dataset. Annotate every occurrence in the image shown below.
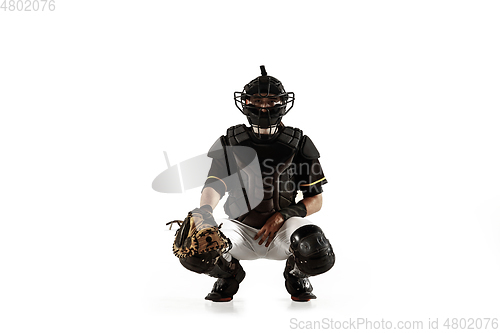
[166,208,231,258]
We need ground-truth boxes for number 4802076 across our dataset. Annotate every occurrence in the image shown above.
[1,0,56,11]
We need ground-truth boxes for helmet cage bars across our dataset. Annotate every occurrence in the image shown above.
[234,66,295,138]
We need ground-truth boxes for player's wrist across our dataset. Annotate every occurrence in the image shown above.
[276,212,285,223]
[199,204,213,214]
[278,202,307,221]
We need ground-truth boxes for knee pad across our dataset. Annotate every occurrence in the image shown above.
[289,224,335,276]
[179,251,220,274]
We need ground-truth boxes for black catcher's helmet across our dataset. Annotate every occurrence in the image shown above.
[234,66,295,131]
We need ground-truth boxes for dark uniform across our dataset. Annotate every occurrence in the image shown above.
[203,123,327,228]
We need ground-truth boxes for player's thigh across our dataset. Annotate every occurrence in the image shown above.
[266,217,314,260]
[218,219,260,260]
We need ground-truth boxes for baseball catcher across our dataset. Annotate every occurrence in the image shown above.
[168,66,335,302]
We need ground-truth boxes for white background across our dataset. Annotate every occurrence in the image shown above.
[1,1,499,332]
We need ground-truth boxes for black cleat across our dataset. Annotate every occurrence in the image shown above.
[291,292,317,302]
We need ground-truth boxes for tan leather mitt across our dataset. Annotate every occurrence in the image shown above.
[167,208,231,258]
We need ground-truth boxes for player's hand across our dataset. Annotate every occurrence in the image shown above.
[254,212,285,247]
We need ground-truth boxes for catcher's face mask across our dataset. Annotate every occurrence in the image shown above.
[234,65,295,137]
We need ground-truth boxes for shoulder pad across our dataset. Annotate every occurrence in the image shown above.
[227,124,250,146]
[277,126,303,149]
[300,135,320,159]
[207,136,225,159]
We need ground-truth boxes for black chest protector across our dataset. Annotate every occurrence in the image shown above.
[223,124,303,228]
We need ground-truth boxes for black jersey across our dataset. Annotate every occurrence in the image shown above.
[203,124,327,228]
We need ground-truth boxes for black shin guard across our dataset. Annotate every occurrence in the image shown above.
[284,225,335,301]
[284,256,316,301]
[205,257,246,302]
[179,252,245,302]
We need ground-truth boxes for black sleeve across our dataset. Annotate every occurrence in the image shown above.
[202,157,230,199]
[295,158,328,198]
[294,135,328,198]
[201,136,234,199]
